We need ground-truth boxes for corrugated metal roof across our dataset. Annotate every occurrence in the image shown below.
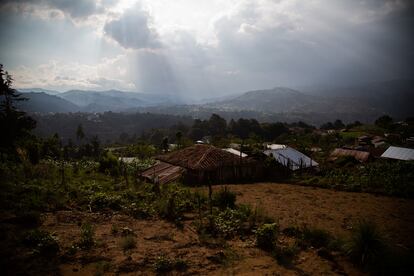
[381,146,414,161]
[264,147,318,170]
[330,148,370,162]
[141,161,185,185]
[224,148,248,157]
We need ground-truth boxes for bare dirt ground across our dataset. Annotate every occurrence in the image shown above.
[41,209,360,276]
[3,183,413,275]
[214,183,414,250]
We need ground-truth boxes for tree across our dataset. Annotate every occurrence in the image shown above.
[161,136,169,152]
[76,124,85,143]
[375,115,393,130]
[208,114,227,137]
[320,122,334,130]
[0,64,36,157]
[175,131,182,148]
[90,135,101,158]
[333,119,345,129]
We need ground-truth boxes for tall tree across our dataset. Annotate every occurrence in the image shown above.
[208,114,227,137]
[76,123,85,143]
[176,131,182,149]
[0,64,36,157]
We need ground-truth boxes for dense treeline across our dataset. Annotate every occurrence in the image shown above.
[32,112,194,144]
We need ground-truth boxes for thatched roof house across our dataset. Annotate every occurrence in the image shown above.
[141,161,185,185]
[157,144,253,170]
[329,148,370,162]
[142,145,262,185]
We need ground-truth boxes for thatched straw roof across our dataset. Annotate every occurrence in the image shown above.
[157,144,251,171]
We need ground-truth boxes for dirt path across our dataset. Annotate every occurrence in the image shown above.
[211,183,414,249]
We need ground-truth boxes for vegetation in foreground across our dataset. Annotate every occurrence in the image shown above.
[1,64,414,275]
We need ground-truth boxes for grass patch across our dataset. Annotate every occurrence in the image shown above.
[78,223,95,249]
[213,186,236,209]
[345,220,386,266]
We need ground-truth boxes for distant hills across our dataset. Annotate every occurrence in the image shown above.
[16,79,414,124]
[17,88,62,95]
[18,89,183,113]
[17,92,79,113]
[204,87,375,114]
[301,79,414,117]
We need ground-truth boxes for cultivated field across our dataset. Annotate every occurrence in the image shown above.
[212,183,414,249]
[6,182,412,275]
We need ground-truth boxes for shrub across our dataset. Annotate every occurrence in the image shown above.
[23,229,59,256]
[119,235,136,251]
[111,224,119,235]
[213,208,248,238]
[79,223,95,249]
[153,256,188,274]
[247,204,275,227]
[89,192,123,211]
[98,151,120,176]
[213,187,236,209]
[156,184,194,223]
[346,220,386,266]
[274,244,299,266]
[154,255,173,273]
[300,226,331,249]
[282,226,302,237]
[255,223,278,251]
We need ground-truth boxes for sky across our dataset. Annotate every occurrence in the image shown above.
[0,0,413,99]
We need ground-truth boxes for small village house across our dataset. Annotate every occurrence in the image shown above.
[264,144,319,171]
[141,144,263,185]
[329,148,371,163]
[380,146,414,161]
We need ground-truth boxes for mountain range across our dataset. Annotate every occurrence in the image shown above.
[16,79,414,124]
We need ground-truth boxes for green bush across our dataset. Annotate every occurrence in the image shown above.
[154,255,173,273]
[346,220,386,266]
[23,229,59,256]
[299,226,331,249]
[156,184,194,223]
[213,187,236,209]
[153,256,188,274]
[213,208,248,238]
[98,151,120,176]
[274,244,299,266]
[89,192,123,211]
[255,223,278,251]
[79,223,95,249]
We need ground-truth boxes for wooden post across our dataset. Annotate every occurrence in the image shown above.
[208,177,213,216]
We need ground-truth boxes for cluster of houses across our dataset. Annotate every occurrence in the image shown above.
[137,137,414,185]
[139,143,319,185]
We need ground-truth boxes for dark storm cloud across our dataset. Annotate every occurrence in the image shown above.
[1,0,413,95]
[207,0,414,88]
[0,0,104,18]
[104,6,161,49]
